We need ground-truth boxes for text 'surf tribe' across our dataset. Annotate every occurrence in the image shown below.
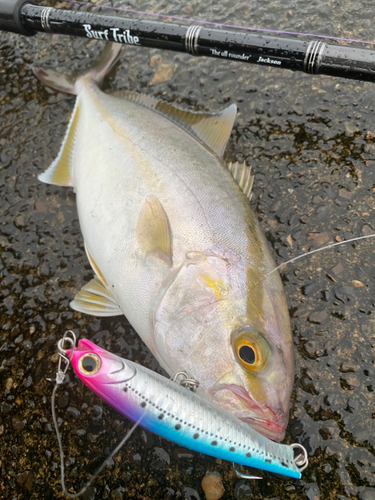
[83,24,141,45]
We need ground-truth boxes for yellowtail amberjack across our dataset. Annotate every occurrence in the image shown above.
[34,44,294,441]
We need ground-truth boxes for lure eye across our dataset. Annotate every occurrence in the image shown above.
[78,353,100,375]
[232,330,270,372]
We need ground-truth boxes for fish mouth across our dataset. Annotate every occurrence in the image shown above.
[209,383,287,442]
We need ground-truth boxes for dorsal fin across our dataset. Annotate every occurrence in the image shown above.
[227,161,254,200]
[111,90,237,158]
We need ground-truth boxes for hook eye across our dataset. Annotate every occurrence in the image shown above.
[291,443,309,471]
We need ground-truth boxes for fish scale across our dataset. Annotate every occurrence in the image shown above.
[67,339,303,479]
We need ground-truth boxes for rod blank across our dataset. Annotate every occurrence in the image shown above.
[2,2,375,83]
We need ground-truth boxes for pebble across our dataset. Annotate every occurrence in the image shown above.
[201,473,225,500]
[149,64,177,86]
[303,483,321,500]
[15,471,33,491]
[308,309,328,324]
[11,417,26,432]
[234,480,253,499]
[301,282,322,296]
[149,54,162,67]
[359,488,375,500]
[306,231,331,246]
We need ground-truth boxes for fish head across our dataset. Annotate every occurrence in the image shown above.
[66,338,136,395]
[153,249,294,442]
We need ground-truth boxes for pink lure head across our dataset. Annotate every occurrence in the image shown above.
[66,339,136,399]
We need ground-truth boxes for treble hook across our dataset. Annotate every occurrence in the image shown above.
[55,330,76,384]
[232,463,262,480]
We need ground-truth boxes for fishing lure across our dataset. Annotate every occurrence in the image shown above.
[60,333,308,480]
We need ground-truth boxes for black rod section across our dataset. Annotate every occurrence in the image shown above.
[2,2,375,83]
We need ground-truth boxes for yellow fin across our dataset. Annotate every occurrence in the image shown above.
[84,244,107,286]
[111,91,236,158]
[136,195,173,266]
[70,277,123,317]
[38,101,80,186]
[227,161,254,200]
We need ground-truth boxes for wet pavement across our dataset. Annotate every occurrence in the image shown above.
[0,0,374,499]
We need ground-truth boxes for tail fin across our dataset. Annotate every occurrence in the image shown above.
[32,43,122,95]
[36,43,122,186]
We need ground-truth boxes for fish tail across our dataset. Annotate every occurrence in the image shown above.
[32,43,122,95]
[36,43,122,186]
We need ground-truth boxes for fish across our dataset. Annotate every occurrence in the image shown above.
[34,43,294,442]
[65,338,307,479]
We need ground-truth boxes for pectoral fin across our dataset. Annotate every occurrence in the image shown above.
[137,195,173,266]
[70,276,123,317]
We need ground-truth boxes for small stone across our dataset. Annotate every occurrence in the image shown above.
[149,64,177,86]
[330,262,344,276]
[342,374,360,388]
[111,487,125,500]
[66,406,80,418]
[352,280,365,287]
[11,417,26,432]
[82,486,96,500]
[16,471,33,491]
[304,341,318,357]
[303,483,321,500]
[359,488,375,500]
[201,473,225,500]
[346,398,358,412]
[306,231,331,246]
[340,362,359,373]
[308,309,328,324]
[149,54,162,67]
[1,402,12,414]
[338,188,352,199]
[57,394,70,409]
[234,480,253,499]
[183,487,200,499]
[301,282,322,296]
[362,224,373,236]
[5,378,13,390]
[322,463,331,473]
[270,200,281,213]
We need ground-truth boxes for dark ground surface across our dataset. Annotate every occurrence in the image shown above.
[0,1,374,499]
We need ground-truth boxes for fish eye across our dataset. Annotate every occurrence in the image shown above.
[239,345,255,364]
[78,353,100,375]
[232,330,270,372]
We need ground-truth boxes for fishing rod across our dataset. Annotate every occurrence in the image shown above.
[2,0,375,83]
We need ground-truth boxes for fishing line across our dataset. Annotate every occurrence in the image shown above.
[65,0,375,46]
[51,332,145,498]
[266,232,375,278]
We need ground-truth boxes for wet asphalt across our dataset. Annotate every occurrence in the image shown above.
[0,0,374,499]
